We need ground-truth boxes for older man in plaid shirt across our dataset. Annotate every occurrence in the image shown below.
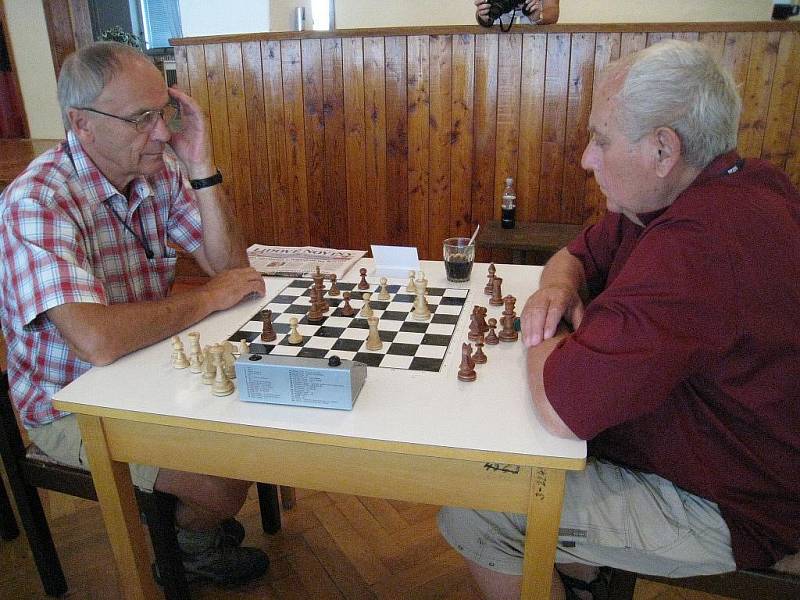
[0,42,269,585]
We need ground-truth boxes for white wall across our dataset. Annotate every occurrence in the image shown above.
[335,0,774,28]
[3,0,63,139]
[178,0,269,37]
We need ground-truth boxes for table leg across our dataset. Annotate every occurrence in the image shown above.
[78,415,160,600]
[520,467,566,599]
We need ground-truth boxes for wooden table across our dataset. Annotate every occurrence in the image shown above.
[477,220,585,265]
[0,139,61,189]
[54,259,586,600]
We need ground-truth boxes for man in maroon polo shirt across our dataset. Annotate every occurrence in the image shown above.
[438,40,800,600]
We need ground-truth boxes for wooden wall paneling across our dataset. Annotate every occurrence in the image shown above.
[242,41,275,245]
[363,36,389,245]
[560,32,595,224]
[763,34,800,169]
[516,33,546,224]
[406,35,431,258]
[493,33,522,225]
[222,43,256,243]
[720,32,754,104]
[583,32,620,225]
[300,38,328,248]
[536,33,569,222]
[450,33,475,238]
[761,32,800,170]
[428,34,453,255]
[619,32,647,57]
[384,36,409,246]
[320,38,349,250]
[698,31,726,61]
[203,45,235,226]
[673,32,699,42]
[470,34,498,262]
[173,46,190,92]
[738,32,780,159]
[68,0,93,47]
[342,37,368,252]
[280,40,311,247]
[261,40,290,245]
[42,0,91,77]
[645,32,673,46]
[787,84,800,188]
[184,45,213,165]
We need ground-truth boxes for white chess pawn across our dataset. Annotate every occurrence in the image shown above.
[406,270,416,293]
[360,292,373,318]
[238,339,250,356]
[378,277,390,301]
[172,337,190,369]
[287,317,303,345]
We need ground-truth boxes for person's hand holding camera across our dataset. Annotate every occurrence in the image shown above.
[474,0,558,27]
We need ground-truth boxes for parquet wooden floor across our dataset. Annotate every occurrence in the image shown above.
[0,476,732,600]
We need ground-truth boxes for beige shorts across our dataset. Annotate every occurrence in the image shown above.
[438,458,736,578]
[27,414,159,493]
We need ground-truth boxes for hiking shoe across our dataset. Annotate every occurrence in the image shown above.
[220,517,246,547]
[181,545,269,585]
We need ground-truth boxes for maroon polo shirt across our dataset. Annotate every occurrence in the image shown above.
[544,152,800,568]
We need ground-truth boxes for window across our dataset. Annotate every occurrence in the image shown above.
[139,0,182,50]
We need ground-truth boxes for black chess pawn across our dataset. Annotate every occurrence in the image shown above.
[328,274,340,296]
[485,318,500,345]
[473,335,488,364]
[340,291,355,317]
[357,267,370,290]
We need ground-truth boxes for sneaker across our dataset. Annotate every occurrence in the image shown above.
[181,545,269,585]
[220,517,246,547]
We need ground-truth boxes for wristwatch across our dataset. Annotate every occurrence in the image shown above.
[189,168,223,190]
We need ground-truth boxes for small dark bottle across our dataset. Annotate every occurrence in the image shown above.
[501,177,516,229]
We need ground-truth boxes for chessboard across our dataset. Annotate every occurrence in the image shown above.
[227,278,469,372]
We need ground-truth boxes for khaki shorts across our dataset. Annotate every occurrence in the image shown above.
[438,458,736,578]
[27,414,159,493]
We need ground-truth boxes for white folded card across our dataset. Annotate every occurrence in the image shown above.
[370,245,420,279]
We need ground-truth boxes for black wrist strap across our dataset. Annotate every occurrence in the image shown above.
[189,168,223,190]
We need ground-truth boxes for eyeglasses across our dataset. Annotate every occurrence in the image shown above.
[77,103,180,133]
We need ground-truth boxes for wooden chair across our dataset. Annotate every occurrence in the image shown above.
[0,371,289,598]
[0,474,19,540]
[607,560,800,600]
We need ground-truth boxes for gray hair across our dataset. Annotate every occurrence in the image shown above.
[57,41,147,130]
[606,40,741,169]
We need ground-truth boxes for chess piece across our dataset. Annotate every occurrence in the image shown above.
[485,318,500,345]
[187,332,203,373]
[360,292,373,318]
[313,268,329,311]
[307,286,325,323]
[340,291,355,317]
[378,277,390,301]
[499,295,519,341]
[201,346,215,384]
[411,286,431,321]
[485,263,496,295]
[489,276,504,306]
[328,274,340,296]
[210,346,235,396]
[221,341,237,379]
[468,307,482,342]
[365,316,383,351]
[476,306,489,335]
[261,309,277,342]
[287,317,303,345]
[357,267,370,290]
[187,331,201,356]
[473,334,488,364]
[172,337,189,369]
[406,270,416,293]
[457,342,477,382]
[238,339,250,355]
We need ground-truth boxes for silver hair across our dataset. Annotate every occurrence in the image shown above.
[606,39,741,169]
[57,41,147,130]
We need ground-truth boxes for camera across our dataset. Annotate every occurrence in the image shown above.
[486,1,531,21]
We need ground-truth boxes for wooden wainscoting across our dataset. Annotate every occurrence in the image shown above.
[171,22,800,261]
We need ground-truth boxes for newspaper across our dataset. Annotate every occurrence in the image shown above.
[247,244,367,279]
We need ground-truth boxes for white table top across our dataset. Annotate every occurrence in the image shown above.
[55,260,586,465]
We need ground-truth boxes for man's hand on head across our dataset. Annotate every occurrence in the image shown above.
[166,86,214,177]
[521,285,584,348]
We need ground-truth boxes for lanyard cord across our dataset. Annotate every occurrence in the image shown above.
[105,200,155,259]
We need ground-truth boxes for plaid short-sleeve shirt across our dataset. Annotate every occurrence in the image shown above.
[0,132,203,427]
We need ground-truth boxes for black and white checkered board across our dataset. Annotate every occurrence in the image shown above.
[227,279,469,372]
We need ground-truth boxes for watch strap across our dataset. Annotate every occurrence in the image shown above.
[189,169,223,190]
